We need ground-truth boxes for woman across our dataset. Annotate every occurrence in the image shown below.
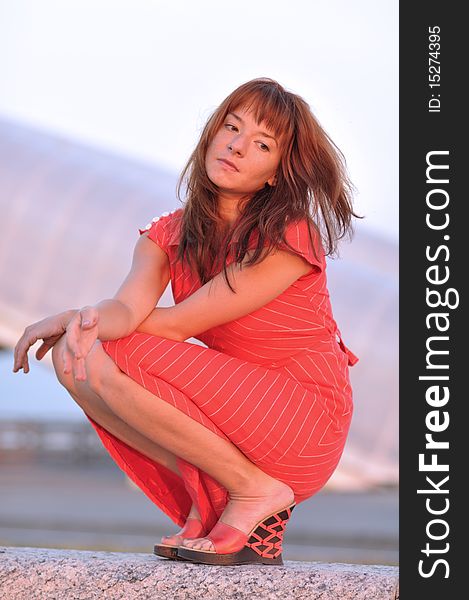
[13,78,360,566]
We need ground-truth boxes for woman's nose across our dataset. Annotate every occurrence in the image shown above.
[228,135,246,155]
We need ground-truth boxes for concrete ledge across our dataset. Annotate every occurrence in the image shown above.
[0,546,399,599]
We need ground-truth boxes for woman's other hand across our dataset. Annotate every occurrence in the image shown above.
[62,306,100,381]
[13,309,78,374]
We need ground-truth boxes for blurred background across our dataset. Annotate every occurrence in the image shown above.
[0,0,398,565]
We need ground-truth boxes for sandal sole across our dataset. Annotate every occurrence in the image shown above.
[153,543,189,561]
[177,545,283,566]
[177,503,295,566]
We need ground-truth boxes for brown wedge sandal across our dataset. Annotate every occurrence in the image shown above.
[176,503,295,566]
[153,517,207,560]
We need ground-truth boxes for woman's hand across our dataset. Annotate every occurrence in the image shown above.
[62,306,100,381]
[13,310,78,374]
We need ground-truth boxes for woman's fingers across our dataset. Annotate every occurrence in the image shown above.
[13,335,25,371]
[69,314,99,362]
[22,354,30,374]
[63,338,88,381]
[63,349,86,381]
[60,307,99,380]
[13,314,71,373]
[67,317,85,359]
[13,330,35,373]
[12,344,22,372]
[62,348,72,375]
[35,342,50,361]
[80,306,99,329]
[74,357,87,381]
[35,335,61,361]
[65,348,86,381]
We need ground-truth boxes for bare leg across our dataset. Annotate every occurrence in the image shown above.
[53,338,182,476]
[52,336,201,544]
[68,383,202,545]
[79,340,294,552]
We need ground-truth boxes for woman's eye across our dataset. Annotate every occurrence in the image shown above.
[225,123,238,132]
[258,142,269,152]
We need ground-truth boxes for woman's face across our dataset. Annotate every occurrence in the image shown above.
[205,105,282,198]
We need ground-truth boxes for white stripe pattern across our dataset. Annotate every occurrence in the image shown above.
[86,209,356,532]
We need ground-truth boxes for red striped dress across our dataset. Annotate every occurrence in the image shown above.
[86,208,358,532]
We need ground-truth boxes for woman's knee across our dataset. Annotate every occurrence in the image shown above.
[51,335,74,389]
[85,340,124,394]
[51,336,114,393]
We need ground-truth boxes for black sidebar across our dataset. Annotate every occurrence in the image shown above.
[400,2,464,598]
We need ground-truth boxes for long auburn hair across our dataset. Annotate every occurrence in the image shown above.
[175,77,361,292]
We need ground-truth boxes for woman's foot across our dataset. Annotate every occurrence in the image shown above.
[180,477,295,552]
[160,503,202,546]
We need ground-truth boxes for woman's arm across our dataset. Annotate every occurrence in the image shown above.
[14,233,170,375]
[137,248,313,342]
[91,233,171,341]
[57,234,171,380]
[92,298,134,340]
[135,306,180,340]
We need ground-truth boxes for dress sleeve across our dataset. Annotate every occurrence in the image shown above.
[277,219,324,275]
[138,212,172,255]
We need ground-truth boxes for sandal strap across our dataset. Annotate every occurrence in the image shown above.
[179,517,206,539]
[207,521,248,554]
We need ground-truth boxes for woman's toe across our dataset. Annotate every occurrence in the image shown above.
[182,537,214,551]
[161,534,179,545]
[200,539,214,551]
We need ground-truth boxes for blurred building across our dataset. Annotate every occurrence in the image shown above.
[0,116,398,489]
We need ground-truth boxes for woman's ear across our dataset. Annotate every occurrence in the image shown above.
[267,173,277,187]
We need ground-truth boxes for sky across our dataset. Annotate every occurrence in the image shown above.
[0,0,398,241]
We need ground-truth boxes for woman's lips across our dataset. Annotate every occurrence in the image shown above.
[217,158,239,172]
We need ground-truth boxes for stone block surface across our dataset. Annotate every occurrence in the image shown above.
[0,546,399,599]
